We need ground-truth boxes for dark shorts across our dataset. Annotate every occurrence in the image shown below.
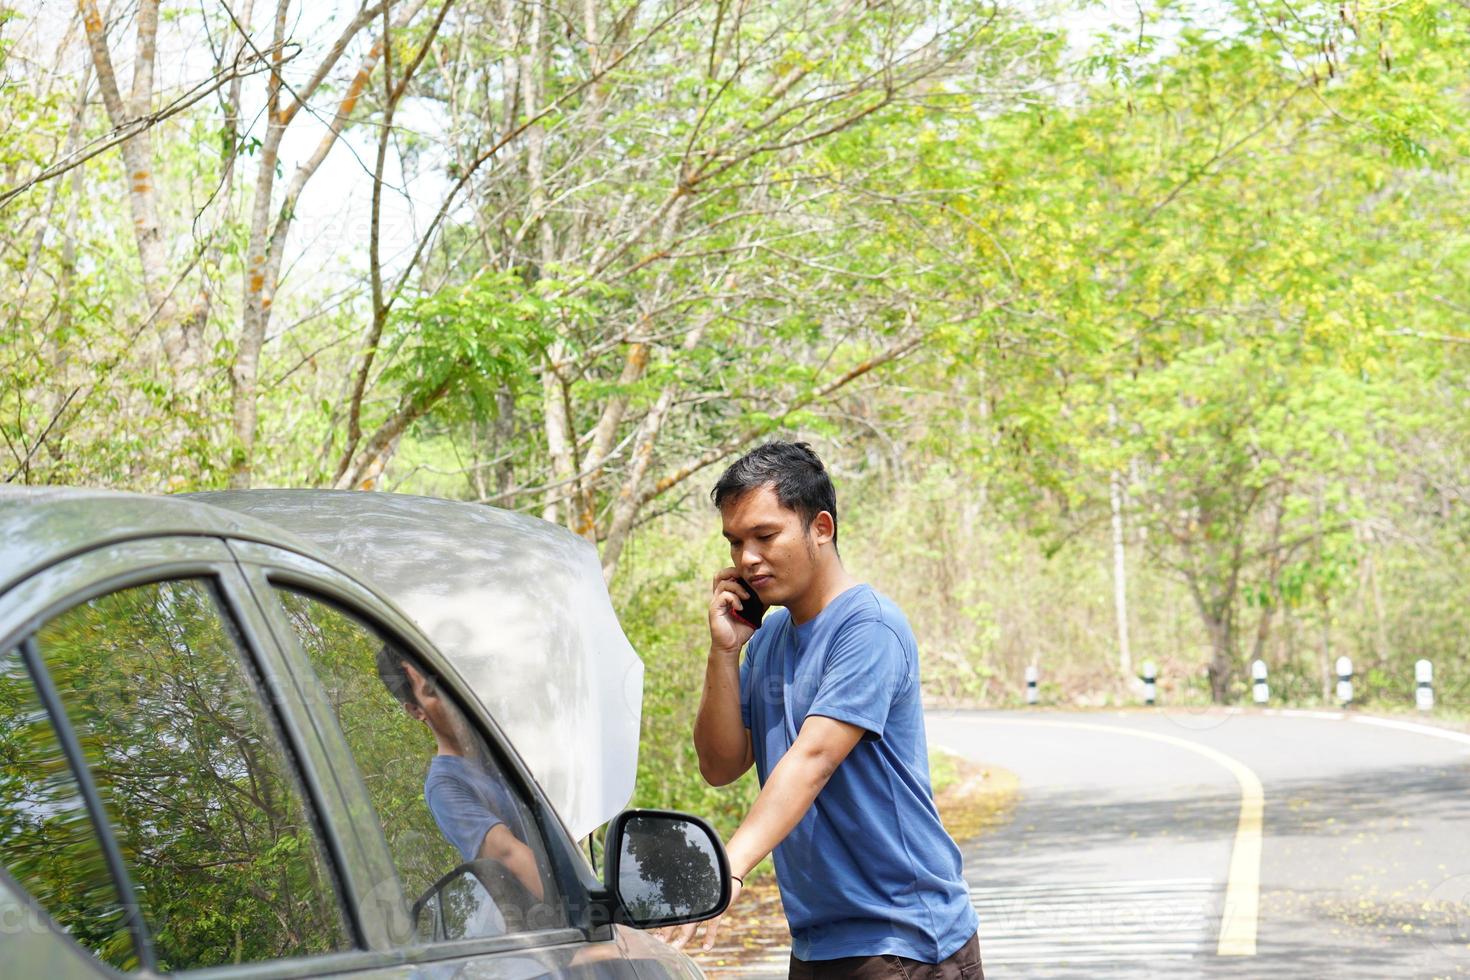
[788,931,983,980]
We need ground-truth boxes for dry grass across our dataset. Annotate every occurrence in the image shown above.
[933,752,1021,842]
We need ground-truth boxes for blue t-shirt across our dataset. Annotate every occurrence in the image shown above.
[739,584,977,963]
[425,754,526,861]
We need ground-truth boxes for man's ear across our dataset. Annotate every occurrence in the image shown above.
[403,700,427,722]
[811,510,836,546]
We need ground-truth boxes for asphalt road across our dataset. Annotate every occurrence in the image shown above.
[928,708,1470,978]
[708,708,1470,979]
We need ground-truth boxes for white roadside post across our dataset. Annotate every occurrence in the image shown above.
[1251,659,1269,705]
[1416,659,1434,712]
[1336,656,1354,707]
[1142,661,1156,706]
[1025,664,1038,706]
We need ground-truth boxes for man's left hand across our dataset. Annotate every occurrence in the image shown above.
[660,876,742,952]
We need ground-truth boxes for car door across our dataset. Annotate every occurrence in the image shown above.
[0,537,376,980]
[226,540,646,979]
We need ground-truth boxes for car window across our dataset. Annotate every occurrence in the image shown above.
[0,644,136,970]
[28,579,351,972]
[274,587,569,942]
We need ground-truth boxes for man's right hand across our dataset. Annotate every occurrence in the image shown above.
[696,568,758,786]
[708,567,757,657]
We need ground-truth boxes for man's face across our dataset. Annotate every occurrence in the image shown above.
[720,484,828,607]
[401,661,456,736]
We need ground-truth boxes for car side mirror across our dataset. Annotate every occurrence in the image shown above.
[602,809,730,929]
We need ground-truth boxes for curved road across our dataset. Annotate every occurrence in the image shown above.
[708,708,1470,978]
[928,709,1470,978]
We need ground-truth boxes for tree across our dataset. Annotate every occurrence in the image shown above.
[317,0,1049,578]
[912,0,1470,699]
[3,1,453,487]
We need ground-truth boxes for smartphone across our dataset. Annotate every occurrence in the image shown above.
[730,577,767,630]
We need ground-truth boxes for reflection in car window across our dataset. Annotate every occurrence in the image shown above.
[275,588,567,942]
[0,646,135,970]
[31,580,349,971]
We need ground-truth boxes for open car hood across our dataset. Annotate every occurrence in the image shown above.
[192,490,642,840]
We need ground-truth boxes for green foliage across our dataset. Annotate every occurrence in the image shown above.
[383,271,561,422]
[874,0,1470,701]
[614,522,761,839]
[1,0,1467,836]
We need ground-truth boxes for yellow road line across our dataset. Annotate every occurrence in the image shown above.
[961,718,1263,956]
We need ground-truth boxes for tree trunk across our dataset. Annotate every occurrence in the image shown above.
[1249,594,1274,662]
[574,339,650,537]
[1206,610,1234,703]
[597,384,678,579]
[1363,531,1390,668]
[1283,600,1298,696]
[1188,580,1235,703]
[334,377,452,490]
[1107,403,1132,677]
[234,0,293,487]
[1318,594,1333,703]
[540,359,577,523]
[236,0,427,488]
[598,319,710,577]
[1109,467,1132,677]
[79,0,206,383]
[489,385,516,501]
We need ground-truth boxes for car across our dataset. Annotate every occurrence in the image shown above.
[0,486,729,979]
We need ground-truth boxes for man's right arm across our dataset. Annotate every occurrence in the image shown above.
[477,823,545,901]
[428,773,545,900]
[693,645,754,785]
[693,569,756,786]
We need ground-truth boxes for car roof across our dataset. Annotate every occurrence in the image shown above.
[0,486,326,590]
[0,486,641,841]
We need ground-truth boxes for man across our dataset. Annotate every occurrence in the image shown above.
[376,648,544,903]
[676,441,982,978]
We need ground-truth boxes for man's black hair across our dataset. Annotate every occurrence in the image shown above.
[711,441,838,549]
[376,644,418,706]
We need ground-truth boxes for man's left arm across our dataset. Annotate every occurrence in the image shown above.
[666,714,865,950]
